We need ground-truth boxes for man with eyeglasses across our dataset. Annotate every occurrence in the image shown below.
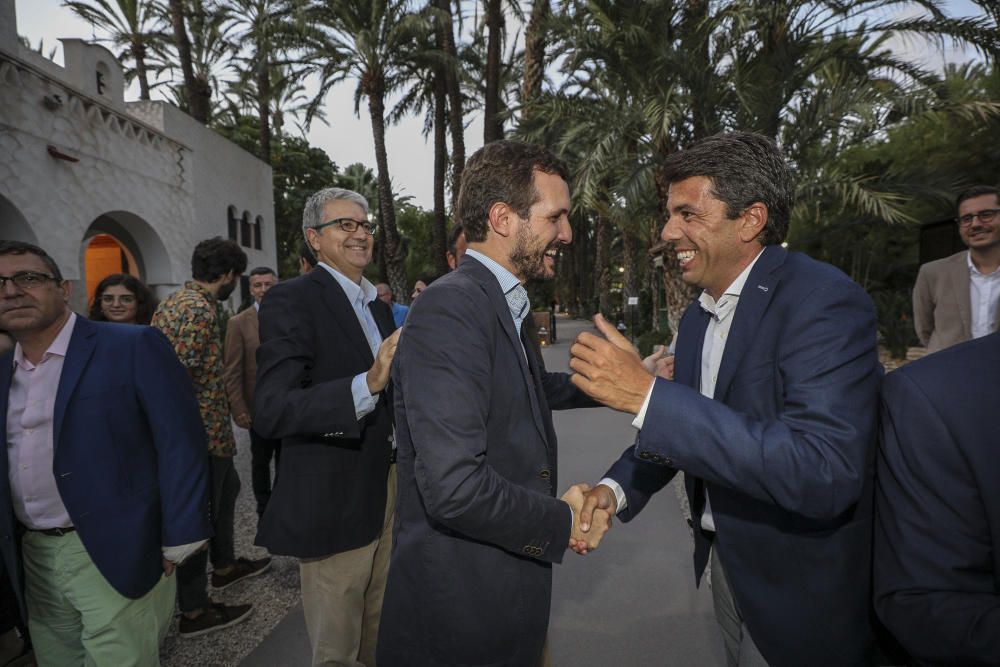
[0,241,211,665]
[254,187,401,667]
[913,185,1000,352]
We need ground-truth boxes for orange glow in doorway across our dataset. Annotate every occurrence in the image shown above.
[84,234,138,304]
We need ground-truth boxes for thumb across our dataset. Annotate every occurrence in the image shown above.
[593,314,633,351]
[580,492,601,533]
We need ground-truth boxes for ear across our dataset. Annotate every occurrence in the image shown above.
[738,202,768,243]
[487,201,516,239]
[305,228,322,253]
[59,279,71,304]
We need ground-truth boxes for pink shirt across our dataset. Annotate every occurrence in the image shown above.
[7,312,76,530]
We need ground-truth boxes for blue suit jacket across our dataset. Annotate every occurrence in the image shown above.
[0,317,211,620]
[874,333,1000,665]
[606,246,881,666]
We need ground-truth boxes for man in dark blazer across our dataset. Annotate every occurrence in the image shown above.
[254,188,400,667]
[874,332,1000,665]
[571,132,881,666]
[0,241,211,665]
[376,140,609,667]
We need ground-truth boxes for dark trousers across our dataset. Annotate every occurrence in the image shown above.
[176,455,241,613]
[250,428,281,517]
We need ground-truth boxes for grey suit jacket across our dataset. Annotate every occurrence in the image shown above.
[912,250,1000,352]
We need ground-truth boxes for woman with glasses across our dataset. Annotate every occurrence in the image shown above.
[89,274,158,325]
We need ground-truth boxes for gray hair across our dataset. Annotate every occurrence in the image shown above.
[302,187,370,239]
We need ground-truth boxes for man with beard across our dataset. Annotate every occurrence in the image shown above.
[912,185,1000,352]
[152,237,270,637]
[377,140,611,667]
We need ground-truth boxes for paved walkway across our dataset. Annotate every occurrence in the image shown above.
[242,317,725,666]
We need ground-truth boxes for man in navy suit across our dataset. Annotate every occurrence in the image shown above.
[571,132,881,666]
[874,332,1000,665]
[0,241,211,666]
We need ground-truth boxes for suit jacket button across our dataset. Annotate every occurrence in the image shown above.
[638,451,651,460]
[539,469,551,480]
[664,458,674,467]
[522,546,532,554]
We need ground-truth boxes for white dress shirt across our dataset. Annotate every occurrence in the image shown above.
[968,253,1000,339]
[602,249,766,529]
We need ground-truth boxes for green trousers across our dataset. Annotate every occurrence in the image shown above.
[21,530,175,667]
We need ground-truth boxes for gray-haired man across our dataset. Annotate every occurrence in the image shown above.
[253,188,401,666]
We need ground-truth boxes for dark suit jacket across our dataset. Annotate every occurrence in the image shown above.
[0,317,212,620]
[253,268,396,558]
[605,246,881,667]
[874,332,1000,666]
[377,256,592,667]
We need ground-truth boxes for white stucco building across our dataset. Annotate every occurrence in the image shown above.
[0,0,275,312]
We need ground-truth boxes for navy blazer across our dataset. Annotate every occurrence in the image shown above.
[377,256,593,667]
[253,268,396,558]
[874,333,1000,665]
[0,317,212,619]
[606,246,881,666]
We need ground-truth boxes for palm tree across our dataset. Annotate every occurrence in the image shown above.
[157,0,232,122]
[305,0,430,302]
[436,0,466,208]
[64,0,164,99]
[520,0,549,118]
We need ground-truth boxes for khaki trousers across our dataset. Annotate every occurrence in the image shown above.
[300,465,396,667]
[710,546,770,667]
[21,530,175,667]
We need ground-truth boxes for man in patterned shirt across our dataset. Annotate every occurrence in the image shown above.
[152,237,270,637]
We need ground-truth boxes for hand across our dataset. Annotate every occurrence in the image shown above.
[367,329,402,394]
[234,413,252,430]
[562,483,612,555]
[570,314,655,413]
[579,484,618,535]
[162,558,175,576]
[642,346,675,381]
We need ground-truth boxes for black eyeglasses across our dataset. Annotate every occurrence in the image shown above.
[0,271,58,290]
[313,218,377,235]
[956,209,999,227]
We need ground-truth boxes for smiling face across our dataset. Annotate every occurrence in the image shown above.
[100,283,139,323]
[661,176,764,299]
[307,199,373,283]
[508,170,572,282]
[0,252,69,338]
[958,193,1000,253]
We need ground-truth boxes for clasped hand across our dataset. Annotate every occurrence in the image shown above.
[562,483,613,555]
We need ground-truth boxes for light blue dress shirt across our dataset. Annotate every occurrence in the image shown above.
[317,262,382,420]
[465,249,530,338]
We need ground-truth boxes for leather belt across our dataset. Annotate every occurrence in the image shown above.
[29,526,76,537]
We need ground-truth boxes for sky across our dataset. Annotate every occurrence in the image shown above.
[10,0,986,210]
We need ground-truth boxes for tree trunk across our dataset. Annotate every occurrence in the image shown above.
[166,0,211,123]
[521,0,549,118]
[367,88,408,303]
[483,0,505,143]
[432,67,450,275]
[594,215,611,316]
[622,227,640,304]
[257,50,272,164]
[437,0,465,208]
[654,168,698,334]
[132,40,150,100]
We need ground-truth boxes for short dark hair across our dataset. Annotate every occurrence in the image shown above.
[0,241,63,281]
[662,131,794,246]
[447,223,464,255]
[89,273,158,324]
[249,266,276,278]
[456,140,570,243]
[300,240,317,269]
[191,237,247,282]
[956,185,1000,209]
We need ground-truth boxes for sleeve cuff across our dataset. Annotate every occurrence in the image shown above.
[352,372,378,420]
[598,477,628,513]
[162,539,208,565]
[631,379,656,430]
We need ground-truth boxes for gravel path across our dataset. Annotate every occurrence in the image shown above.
[160,427,300,667]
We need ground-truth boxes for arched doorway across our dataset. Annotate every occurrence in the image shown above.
[80,211,172,311]
[83,233,140,303]
[0,194,37,245]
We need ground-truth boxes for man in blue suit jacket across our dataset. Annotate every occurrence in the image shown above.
[570,132,881,666]
[0,241,211,666]
[874,332,1000,665]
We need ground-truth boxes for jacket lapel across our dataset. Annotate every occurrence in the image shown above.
[463,258,549,445]
[53,317,98,451]
[949,252,972,339]
[310,268,375,367]
[674,303,709,390]
[714,245,783,401]
[0,352,12,482]
[368,300,396,339]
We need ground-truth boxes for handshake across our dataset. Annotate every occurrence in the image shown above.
[561,483,618,556]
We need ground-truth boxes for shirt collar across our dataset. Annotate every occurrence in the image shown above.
[967,252,1000,278]
[465,249,522,296]
[699,247,766,318]
[183,281,216,303]
[13,311,77,370]
[318,262,377,306]
[253,301,260,312]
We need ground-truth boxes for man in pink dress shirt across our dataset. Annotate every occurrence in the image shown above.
[0,241,211,666]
